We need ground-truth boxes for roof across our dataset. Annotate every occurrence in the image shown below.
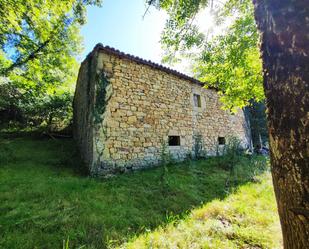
[92,43,218,91]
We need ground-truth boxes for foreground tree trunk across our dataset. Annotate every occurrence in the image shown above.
[253,1,309,247]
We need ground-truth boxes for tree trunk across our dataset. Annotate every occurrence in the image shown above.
[252,1,309,248]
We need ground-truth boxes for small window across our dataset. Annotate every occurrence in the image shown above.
[218,137,226,145]
[193,94,201,107]
[168,136,180,146]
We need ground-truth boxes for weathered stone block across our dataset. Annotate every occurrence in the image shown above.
[127,116,137,124]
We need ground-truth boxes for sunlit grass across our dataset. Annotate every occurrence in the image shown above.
[120,174,282,249]
[0,135,281,249]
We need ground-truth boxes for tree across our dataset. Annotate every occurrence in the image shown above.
[149,0,309,247]
[252,1,309,247]
[193,4,264,111]
[0,0,101,75]
[151,0,264,110]
[0,0,102,128]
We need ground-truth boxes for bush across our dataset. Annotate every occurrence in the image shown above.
[0,82,73,132]
[26,92,73,131]
[213,137,269,190]
[215,136,244,171]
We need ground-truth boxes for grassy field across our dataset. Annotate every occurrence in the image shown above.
[121,174,282,249]
[0,134,281,249]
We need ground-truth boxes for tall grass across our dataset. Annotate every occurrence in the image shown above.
[0,135,278,249]
[120,173,282,249]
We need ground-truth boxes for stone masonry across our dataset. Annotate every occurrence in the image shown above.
[73,44,252,176]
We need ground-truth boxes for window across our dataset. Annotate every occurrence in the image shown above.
[218,137,226,145]
[193,94,201,107]
[168,136,180,146]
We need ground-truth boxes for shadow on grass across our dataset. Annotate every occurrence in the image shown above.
[0,134,266,249]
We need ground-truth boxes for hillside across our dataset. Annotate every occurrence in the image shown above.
[0,135,281,248]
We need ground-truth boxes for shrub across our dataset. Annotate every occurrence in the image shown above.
[215,136,244,171]
[28,92,73,131]
[213,136,269,190]
[193,133,207,159]
[0,83,73,132]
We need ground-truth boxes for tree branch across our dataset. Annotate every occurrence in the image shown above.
[1,39,51,76]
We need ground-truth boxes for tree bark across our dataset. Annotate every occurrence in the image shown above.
[252,1,309,248]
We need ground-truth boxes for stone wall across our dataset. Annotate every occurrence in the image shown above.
[73,53,95,173]
[74,45,251,175]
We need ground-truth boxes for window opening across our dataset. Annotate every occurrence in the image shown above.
[193,94,201,107]
[218,137,226,145]
[168,136,180,146]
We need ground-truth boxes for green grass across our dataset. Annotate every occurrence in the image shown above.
[121,174,282,249]
[0,135,281,249]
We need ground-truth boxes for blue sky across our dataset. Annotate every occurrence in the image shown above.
[81,0,167,64]
[80,0,218,73]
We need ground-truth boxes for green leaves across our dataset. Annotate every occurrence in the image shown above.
[0,0,101,127]
[2,1,75,75]
[194,1,264,110]
[0,0,102,77]
[151,0,209,62]
[149,0,265,110]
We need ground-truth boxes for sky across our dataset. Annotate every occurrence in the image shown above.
[80,0,217,73]
[81,0,167,63]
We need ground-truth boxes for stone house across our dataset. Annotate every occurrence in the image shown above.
[73,44,251,175]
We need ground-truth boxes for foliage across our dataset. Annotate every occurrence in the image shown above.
[149,0,264,110]
[149,0,209,62]
[246,100,268,149]
[215,136,244,171]
[0,83,73,130]
[193,133,207,159]
[94,72,110,124]
[0,135,278,249]
[159,139,172,187]
[194,3,264,110]
[160,139,173,165]
[0,0,102,128]
[0,0,102,75]
[23,91,73,130]
[213,136,269,191]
